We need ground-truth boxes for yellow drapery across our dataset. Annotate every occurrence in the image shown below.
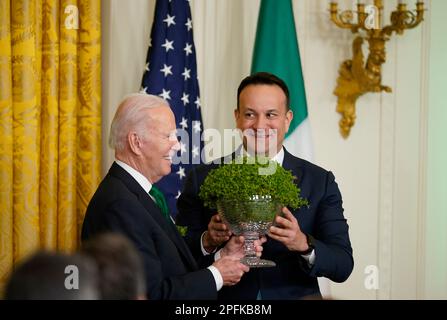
[0,0,101,293]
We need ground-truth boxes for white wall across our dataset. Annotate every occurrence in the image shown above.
[425,0,447,299]
[101,0,447,299]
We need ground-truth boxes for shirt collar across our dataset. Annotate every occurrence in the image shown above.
[236,145,284,166]
[115,159,152,193]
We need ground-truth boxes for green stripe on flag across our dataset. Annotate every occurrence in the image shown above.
[251,0,308,137]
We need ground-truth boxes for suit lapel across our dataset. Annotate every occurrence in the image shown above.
[108,163,198,270]
[282,148,304,188]
[140,193,199,271]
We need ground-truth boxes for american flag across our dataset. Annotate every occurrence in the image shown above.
[141,0,203,218]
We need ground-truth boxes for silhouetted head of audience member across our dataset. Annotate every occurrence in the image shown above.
[4,251,99,300]
[81,232,147,300]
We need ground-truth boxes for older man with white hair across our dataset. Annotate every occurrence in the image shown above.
[82,93,256,300]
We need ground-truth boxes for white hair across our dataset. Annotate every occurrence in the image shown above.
[109,93,170,151]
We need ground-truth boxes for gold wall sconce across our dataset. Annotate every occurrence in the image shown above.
[330,0,425,138]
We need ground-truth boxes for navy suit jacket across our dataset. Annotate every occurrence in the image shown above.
[81,163,217,300]
[176,148,354,300]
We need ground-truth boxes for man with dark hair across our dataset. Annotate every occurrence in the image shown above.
[237,71,291,111]
[177,72,354,300]
[4,251,99,300]
[81,232,146,300]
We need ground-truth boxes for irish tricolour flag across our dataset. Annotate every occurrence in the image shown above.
[252,0,333,296]
[251,0,313,162]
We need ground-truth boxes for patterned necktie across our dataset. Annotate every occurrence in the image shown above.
[149,185,170,220]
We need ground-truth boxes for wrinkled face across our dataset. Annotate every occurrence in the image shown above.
[235,84,293,156]
[140,107,180,183]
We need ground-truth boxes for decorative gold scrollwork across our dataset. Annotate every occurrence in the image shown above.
[330,0,425,138]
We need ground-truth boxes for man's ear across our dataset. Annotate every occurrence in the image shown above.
[284,109,293,133]
[128,132,143,155]
[234,108,239,121]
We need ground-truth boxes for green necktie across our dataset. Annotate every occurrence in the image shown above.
[149,185,170,220]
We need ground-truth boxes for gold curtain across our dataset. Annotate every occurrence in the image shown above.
[0,0,101,293]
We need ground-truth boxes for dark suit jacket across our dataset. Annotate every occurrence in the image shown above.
[81,162,217,300]
[176,148,354,300]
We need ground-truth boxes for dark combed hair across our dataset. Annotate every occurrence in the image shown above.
[4,251,99,300]
[81,232,146,300]
[237,72,290,110]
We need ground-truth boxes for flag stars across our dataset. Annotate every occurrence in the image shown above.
[194,96,201,109]
[180,142,187,155]
[161,39,174,52]
[159,89,171,100]
[185,18,192,31]
[176,166,186,179]
[193,121,202,134]
[182,68,191,81]
[181,93,190,105]
[179,117,188,130]
[142,4,204,212]
[192,145,199,158]
[184,43,193,56]
[160,64,173,77]
[163,14,176,27]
